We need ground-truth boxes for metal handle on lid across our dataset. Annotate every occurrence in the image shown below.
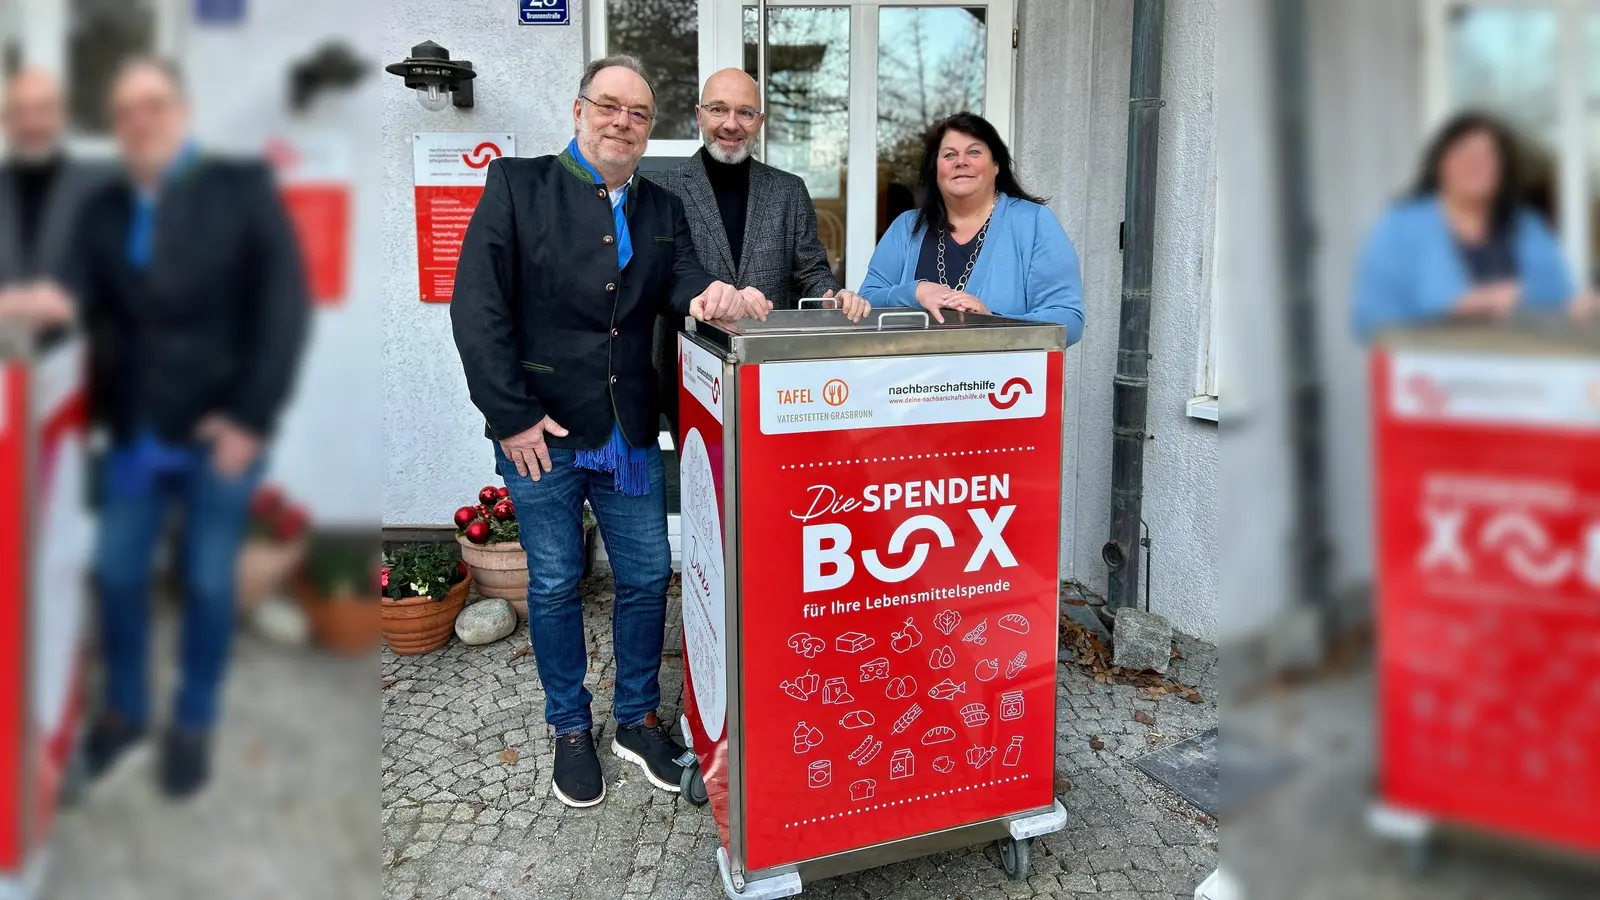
[877,311,931,331]
[797,298,837,310]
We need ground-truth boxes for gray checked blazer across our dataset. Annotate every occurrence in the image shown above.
[651,149,841,433]
[0,157,113,286]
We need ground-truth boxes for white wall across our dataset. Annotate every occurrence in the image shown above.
[183,0,383,525]
[381,0,587,526]
[1306,0,1425,596]
[1016,0,1220,639]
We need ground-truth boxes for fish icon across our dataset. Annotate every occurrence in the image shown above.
[927,678,967,701]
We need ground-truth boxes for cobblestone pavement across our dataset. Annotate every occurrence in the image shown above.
[382,576,1219,900]
[1229,649,1600,900]
[41,617,376,900]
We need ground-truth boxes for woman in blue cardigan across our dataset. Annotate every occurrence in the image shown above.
[855,113,1085,346]
[1353,112,1577,341]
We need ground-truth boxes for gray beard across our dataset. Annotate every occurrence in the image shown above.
[702,136,752,165]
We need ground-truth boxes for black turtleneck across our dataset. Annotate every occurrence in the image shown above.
[701,151,750,268]
[8,152,64,261]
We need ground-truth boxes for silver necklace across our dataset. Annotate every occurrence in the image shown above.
[937,206,995,291]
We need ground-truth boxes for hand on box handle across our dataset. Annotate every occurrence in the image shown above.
[690,281,770,324]
[500,416,569,480]
[825,289,872,323]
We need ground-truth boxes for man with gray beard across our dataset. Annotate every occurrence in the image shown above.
[654,68,867,431]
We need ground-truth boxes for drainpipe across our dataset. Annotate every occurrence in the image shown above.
[1271,0,1332,610]
[1104,0,1166,612]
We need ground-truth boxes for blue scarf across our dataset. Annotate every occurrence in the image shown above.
[126,139,200,270]
[564,138,649,497]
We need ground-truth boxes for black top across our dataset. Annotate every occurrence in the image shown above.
[1458,230,1518,285]
[60,159,310,441]
[914,227,982,289]
[701,153,750,268]
[8,152,64,261]
[452,152,714,449]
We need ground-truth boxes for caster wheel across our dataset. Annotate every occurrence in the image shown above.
[997,835,1032,881]
[1403,839,1433,877]
[680,764,709,806]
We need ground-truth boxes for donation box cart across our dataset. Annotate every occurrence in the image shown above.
[0,330,91,900]
[1370,319,1600,862]
[675,308,1069,898]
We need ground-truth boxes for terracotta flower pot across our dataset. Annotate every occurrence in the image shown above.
[381,576,470,655]
[297,585,381,655]
[457,535,529,616]
[236,537,307,612]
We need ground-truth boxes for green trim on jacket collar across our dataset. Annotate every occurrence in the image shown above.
[557,147,592,184]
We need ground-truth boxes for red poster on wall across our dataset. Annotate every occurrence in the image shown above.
[735,351,1064,872]
[1373,345,1600,855]
[265,133,351,306]
[413,132,514,303]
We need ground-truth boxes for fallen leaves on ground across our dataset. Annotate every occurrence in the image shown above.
[499,747,520,766]
[1054,773,1075,794]
[1060,618,1207,703]
[1133,710,1156,726]
[1089,736,1105,751]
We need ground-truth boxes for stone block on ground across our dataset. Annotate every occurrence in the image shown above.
[455,598,517,645]
[1112,607,1172,674]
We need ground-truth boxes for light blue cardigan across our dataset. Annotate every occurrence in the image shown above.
[858,194,1085,346]
[1352,196,1573,341]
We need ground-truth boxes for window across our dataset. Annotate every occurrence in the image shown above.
[589,0,708,157]
[1425,0,1597,289]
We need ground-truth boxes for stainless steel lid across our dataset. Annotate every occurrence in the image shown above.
[687,308,1067,363]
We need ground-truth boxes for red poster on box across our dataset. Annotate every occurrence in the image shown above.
[734,351,1063,872]
[1373,346,1600,854]
[413,132,514,303]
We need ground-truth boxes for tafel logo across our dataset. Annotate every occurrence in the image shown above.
[987,378,1032,410]
[822,379,850,407]
[1403,373,1449,416]
[462,141,504,169]
[711,377,721,404]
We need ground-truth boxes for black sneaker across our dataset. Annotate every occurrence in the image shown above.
[612,712,690,793]
[552,729,606,808]
[158,728,211,800]
[83,712,146,782]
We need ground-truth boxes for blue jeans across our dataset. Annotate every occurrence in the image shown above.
[495,442,672,736]
[94,448,263,732]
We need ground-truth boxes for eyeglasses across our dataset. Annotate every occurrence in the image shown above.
[581,95,654,128]
[698,103,764,126]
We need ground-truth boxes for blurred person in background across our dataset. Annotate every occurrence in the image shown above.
[1353,112,1577,341]
[1,58,309,799]
[857,112,1085,344]
[0,68,110,327]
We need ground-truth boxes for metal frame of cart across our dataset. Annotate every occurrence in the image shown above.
[675,307,1069,898]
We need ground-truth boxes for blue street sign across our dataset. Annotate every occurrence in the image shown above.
[520,0,570,26]
[195,0,246,25]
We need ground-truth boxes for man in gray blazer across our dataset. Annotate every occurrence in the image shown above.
[0,69,110,297]
[653,68,867,431]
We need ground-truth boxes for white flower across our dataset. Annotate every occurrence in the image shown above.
[409,581,427,595]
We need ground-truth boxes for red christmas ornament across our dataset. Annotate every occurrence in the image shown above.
[492,499,516,521]
[464,520,491,544]
[454,506,478,528]
[478,485,500,505]
[496,486,510,500]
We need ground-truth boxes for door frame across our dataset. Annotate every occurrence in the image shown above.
[1420,0,1593,286]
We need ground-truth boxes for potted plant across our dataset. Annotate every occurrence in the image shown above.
[455,485,529,617]
[236,485,310,612]
[297,533,381,655]
[455,487,601,619]
[380,543,470,655]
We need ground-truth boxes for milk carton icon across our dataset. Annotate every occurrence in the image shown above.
[890,748,914,780]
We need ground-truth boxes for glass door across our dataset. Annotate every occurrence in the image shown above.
[712,0,1015,290]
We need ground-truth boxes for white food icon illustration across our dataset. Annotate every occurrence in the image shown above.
[966,745,997,768]
[890,702,924,735]
[962,619,988,646]
[859,656,890,682]
[780,671,819,702]
[932,609,962,636]
[835,632,874,653]
[929,645,956,670]
[890,617,924,653]
[932,755,955,774]
[927,678,966,701]
[792,722,823,753]
[959,702,991,727]
[1004,650,1027,680]
[890,748,915,780]
[921,725,956,745]
[839,710,875,730]
[997,614,1030,635]
[974,658,1000,682]
[821,677,855,705]
[787,632,826,659]
[885,675,917,700]
[808,759,832,788]
[850,778,876,801]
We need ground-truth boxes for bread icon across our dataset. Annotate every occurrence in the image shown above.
[921,725,956,745]
[997,614,1029,635]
